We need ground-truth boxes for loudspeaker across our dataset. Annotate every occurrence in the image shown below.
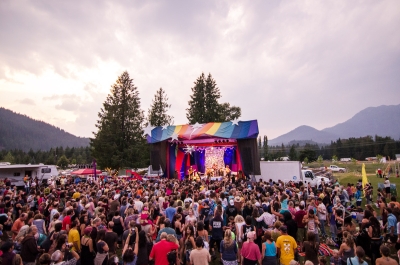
[151,151,161,171]
[242,147,253,173]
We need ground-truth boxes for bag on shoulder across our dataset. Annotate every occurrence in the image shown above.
[167,249,177,265]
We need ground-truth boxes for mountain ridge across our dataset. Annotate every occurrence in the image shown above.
[269,104,400,145]
[0,107,90,151]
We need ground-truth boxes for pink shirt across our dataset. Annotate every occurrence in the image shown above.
[241,241,261,261]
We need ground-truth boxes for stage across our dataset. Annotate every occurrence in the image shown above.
[144,120,261,179]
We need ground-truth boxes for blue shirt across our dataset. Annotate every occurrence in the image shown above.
[165,207,176,221]
[220,240,237,261]
[387,213,397,234]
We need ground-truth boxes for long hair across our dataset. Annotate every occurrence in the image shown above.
[186,225,195,238]
[369,217,380,235]
[307,232,317,250]
[223,229,234,248]
[343,231,355,248]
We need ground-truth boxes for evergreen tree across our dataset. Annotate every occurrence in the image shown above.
[187,72,241,123]
[90,71,147,169]
[289,145,298,161]
[204,73,221,122]
[263,136,268,159]
[187,73,206,123]
[147,87,173,126]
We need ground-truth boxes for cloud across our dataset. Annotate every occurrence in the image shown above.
[0,0,399,139]
[18,98,36,105]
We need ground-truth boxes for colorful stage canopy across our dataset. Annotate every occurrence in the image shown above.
[146,120,259,144]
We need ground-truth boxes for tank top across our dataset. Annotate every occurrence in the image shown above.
[264,241,277,257]
[175,225,182,236]
[307,219,317,234]
[341,247,355,263]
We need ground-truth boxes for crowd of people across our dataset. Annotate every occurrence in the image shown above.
[0,173,399,265]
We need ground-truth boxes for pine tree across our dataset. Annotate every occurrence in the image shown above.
[289,145,298,161]
[147,88,173,127]
[187,73,206,123]
[90,71,148,169]
[263,136,268,160]
[187,72,241,123]
[204,73,221,122]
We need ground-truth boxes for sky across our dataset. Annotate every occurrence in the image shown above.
[0,0,399,140]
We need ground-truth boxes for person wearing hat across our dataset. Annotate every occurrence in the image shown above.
[226,199,238,219]
[276,226,297,265]
[241,231,261,265]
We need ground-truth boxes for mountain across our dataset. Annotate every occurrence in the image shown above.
[269,125,339,146]
[0,107,90,151]
[322,104,400,140]
[270,104,400,145]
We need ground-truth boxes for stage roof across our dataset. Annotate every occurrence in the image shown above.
[146,120,259,144]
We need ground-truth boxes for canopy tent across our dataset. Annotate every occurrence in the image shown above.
[146,120,261,179]
[71,169,102,175]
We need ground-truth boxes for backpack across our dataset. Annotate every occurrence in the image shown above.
[167,249,177,265]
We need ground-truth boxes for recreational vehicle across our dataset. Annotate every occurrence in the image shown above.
[0,163,58,187]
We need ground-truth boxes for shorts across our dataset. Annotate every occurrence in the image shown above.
[297,227,305,242]
[386,187,390,194]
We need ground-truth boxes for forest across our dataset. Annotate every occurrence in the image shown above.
[259,135,400,162]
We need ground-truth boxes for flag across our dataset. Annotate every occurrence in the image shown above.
[362,163,368,194]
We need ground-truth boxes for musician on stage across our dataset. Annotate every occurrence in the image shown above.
[212,163,218,176]
[225,165,231,177]
[188,166,195,180]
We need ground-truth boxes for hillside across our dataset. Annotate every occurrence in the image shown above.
[322,104,400,140]
[269,125,339,145]
[270,104,400,145]
[0,107,90,151]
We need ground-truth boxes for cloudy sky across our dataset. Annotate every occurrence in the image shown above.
[1,0,399,139]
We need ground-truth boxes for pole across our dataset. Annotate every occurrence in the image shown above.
[93,159,97,181]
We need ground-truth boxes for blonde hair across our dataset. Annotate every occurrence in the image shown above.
[234,215,244,223]
[223,229,234,248]
[274,221,282,229]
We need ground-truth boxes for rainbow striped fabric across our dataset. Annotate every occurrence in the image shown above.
[146,120,259,143]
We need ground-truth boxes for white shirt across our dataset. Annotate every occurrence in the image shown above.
[256,211,276,227]
[384,180,390,188]
[134,200,144,213]
[317,203,327,220]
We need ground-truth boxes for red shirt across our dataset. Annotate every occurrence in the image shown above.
[149,239,179,265]
[294,210,307,228]
[62,215,71,231]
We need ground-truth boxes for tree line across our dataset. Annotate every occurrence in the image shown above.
[258,135,400,162]
[0,146,92,168]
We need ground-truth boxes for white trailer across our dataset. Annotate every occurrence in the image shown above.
[255,161,330,187]
[0,163,58,187]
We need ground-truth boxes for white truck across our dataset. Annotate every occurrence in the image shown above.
[255,161,330,187]
[0,163,58,187]
[329,165,346,173]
